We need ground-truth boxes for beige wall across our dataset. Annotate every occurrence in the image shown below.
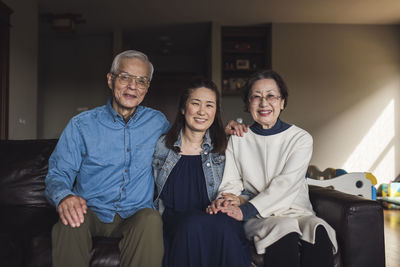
[273,23,400,184]
[37,34,112,139]
[4,0,38,139]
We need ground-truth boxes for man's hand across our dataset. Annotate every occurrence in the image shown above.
[57,195,87,228]
[219,205,243,221]
[225,120,249,137]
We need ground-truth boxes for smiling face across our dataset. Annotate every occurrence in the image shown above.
[107,57,150,119]
[182,87,217,134]
[249,78,285,129]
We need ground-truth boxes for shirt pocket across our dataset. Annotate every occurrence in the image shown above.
[134,144,155,171]
[85,142,122,167]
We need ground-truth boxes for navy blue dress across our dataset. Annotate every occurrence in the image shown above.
[160,155,251,267]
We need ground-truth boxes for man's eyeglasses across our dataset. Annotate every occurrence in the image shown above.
[249,94,282,104]
[112,73,150,89]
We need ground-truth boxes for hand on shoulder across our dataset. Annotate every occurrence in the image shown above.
[225,120,249,137]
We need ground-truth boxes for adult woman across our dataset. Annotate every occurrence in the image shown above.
[209,70,337,267]
[152,79,251,267]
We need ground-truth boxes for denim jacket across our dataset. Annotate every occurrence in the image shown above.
[152,130,225,212]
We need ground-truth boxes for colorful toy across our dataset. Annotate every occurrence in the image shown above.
[377,182,400,209]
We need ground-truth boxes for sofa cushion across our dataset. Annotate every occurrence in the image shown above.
[0,139,57,207]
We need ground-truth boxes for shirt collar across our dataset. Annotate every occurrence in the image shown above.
[105,98,144,125]
[173,129,213,151]
[250,118,292,136]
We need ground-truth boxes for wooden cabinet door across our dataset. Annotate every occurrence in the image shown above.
[0,2,12,140]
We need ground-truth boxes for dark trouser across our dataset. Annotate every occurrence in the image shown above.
[52,208,163,267]
[263,226,334,267]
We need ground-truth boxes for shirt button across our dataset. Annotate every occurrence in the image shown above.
[125,169,128,173]
[204,151,208,155]
[127,148,131,152]
[206,163,211,167]
[209,181,214,186]
[122,187,125,191]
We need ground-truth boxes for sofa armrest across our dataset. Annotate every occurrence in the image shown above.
[308,185,385,267]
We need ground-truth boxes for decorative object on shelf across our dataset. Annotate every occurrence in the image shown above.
[224,62,235,70]
[228,78,246,91]
[222,79,229,89]
[234,42,251,51]
[236,59,250,70]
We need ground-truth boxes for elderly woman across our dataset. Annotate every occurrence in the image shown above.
[153,79,251,267]
[209,70,337,267]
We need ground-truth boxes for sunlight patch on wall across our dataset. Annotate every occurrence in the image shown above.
[343,99,395,184]
[372,146,395,185]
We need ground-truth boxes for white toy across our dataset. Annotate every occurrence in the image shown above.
[307,172,377,199]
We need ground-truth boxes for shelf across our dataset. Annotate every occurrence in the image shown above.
[222,69,255,74]
[221,24,271,95]
[222,49,265,54]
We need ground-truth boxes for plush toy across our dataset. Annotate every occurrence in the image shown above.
[307,165,336,180]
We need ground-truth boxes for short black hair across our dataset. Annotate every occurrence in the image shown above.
[242,69,289,112]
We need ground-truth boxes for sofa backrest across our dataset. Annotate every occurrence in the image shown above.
[0,139,58,207]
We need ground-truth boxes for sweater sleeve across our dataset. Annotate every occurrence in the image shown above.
[239,201,259,221]
[217,137,244,197]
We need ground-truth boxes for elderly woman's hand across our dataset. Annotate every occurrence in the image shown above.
[206,193,245,214]
[225,120,249,137]
[220,193,245,206]
[219,205,243,221]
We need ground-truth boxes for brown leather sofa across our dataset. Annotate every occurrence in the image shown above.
[0,139,385,267]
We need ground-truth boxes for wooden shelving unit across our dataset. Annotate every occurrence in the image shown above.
[221,25,271,96]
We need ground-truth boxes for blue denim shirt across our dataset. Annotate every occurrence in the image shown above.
[45,99,169,223]
[152,130,225,212]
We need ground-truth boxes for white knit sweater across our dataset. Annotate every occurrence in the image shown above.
[218,125,337,254]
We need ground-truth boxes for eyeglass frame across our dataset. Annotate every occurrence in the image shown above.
[249,93,282,105]
[111,72,150,89]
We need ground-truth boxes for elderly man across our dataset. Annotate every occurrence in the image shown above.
[45,50,169,267]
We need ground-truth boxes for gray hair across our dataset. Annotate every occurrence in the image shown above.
[110,50,154,81]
